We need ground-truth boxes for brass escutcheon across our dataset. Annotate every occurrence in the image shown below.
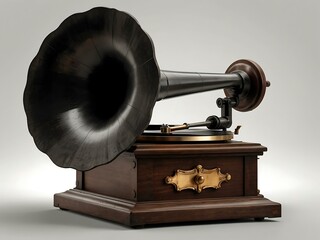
[165,165,231,193]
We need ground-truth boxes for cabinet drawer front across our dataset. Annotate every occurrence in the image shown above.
[137,156,244,201]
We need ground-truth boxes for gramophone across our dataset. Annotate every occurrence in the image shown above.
[23,7,281,227]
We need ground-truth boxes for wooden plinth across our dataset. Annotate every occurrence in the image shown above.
[54,141,281,227]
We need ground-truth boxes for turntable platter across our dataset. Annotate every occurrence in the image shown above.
[136,125,234,142]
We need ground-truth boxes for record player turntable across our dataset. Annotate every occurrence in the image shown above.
[23,7,281,227]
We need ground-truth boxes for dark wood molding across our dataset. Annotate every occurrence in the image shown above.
[54,189,281,227]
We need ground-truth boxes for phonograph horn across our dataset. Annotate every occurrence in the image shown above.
[23,7,269,171]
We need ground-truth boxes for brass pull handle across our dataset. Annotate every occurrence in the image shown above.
[165,165,231,193]
[194,175,205,185]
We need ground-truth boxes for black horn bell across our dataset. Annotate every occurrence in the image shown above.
[24,7,160,170]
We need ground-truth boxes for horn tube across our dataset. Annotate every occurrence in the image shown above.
[23,7,269,171]
[159,58,269,112]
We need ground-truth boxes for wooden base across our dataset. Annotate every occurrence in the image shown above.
[54,141,281,227]
[54,189,280,227]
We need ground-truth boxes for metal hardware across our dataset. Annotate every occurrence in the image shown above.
[165,165,231,193]
[160,97,238,134]
[234,125,242,135]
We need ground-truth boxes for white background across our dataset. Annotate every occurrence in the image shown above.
[1,0,319,239]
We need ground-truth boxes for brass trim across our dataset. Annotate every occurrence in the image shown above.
[165,165,231,193]
[137,133,233,142]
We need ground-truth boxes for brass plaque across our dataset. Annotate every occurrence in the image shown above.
[165,165,231,193]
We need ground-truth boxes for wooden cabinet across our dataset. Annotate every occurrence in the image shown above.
[54,141,281,227]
